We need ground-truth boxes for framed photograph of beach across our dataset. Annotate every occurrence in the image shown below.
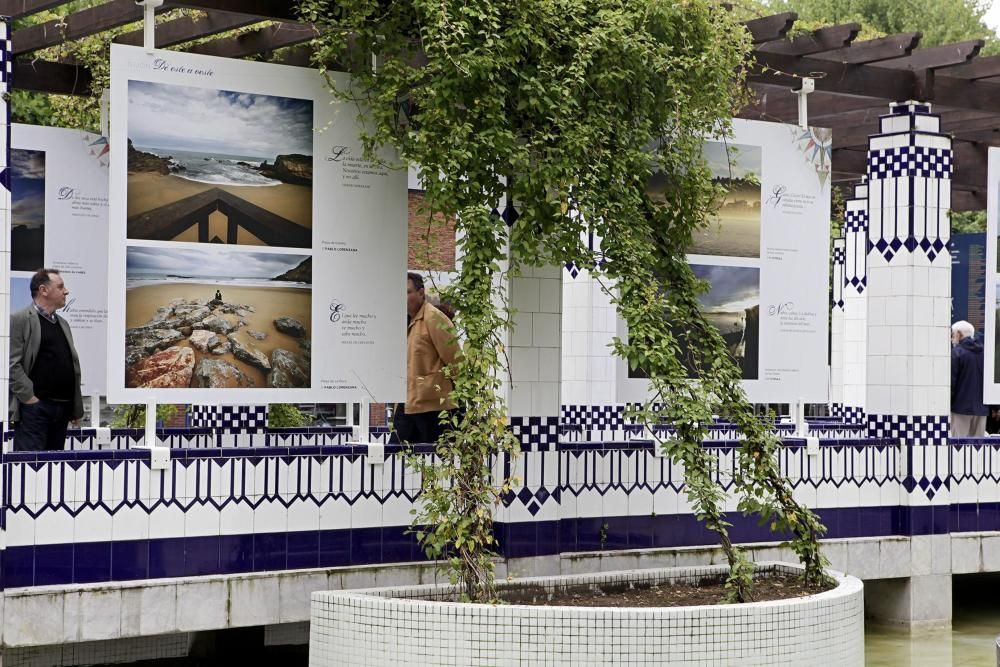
[108,45,407,404]
[124,246,312,389]
[126,81,313,248]
[9,123,111,396]
[617,117,831,405]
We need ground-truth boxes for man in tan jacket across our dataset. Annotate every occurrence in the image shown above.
[400,272,459,443]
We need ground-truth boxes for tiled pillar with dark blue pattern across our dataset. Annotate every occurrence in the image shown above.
[830,237,846,417]
[842,181,868,425]
[507,264,562,452]
[865,100,953,627]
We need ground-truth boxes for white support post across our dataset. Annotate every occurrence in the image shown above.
[795,77,815,129]
[90,395,101,428]
[144,400,157,446]
[145,399,169,468]
[140,0,162,53]
[99,88,110,138]
[793,398,808,437]
[357,400,370,443]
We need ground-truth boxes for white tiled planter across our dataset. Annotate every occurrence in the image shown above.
[309,562,864,667]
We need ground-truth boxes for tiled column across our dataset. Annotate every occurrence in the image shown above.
[560,249,620,439]
[830,237,846,417]
[864,100,952,628]
[507,264,562,451]
[842,181,869,425]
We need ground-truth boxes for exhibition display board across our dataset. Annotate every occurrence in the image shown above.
[951,232,986,336]
[617,118,832,404]
[982,149,1000,402]
[9,124,110,396]
[107,45,406,403]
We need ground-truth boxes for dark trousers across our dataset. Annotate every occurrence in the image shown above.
[391,406,455,444]
[14,399,71,451]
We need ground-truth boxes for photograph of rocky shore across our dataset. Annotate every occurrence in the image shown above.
[126,80,313,248]
[11,149,46,271]
[125,246,312,389]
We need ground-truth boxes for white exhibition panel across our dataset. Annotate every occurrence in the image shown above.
[9,124,110,396]
[617,118,832,404]
[983,148,1000,403]
[107,45,406,404]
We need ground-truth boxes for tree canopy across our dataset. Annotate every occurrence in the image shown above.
[766,0,999,53]
[300,0,832,601]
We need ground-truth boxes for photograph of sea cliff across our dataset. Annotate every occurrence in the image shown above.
[126,80,314,249]
[11,149,46,271]
[125,245,312,390]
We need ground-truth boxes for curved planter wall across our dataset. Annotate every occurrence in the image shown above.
[309,562,864,667]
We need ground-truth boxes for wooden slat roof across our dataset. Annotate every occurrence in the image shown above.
[6,5,1000,210]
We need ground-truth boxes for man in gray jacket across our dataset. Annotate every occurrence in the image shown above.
[9,269,83,451]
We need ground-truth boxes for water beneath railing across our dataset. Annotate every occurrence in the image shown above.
[866,575,1000,666]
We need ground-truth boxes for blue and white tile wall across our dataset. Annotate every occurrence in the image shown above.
[865,101,952,515]
[830,237,846,416]
[2,436,930,587]
[842,181,869,425]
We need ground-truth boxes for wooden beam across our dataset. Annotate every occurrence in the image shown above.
[871,40,982,70]
[164,0,298,22]
[742,12,797,44]
[930,74,1000,114]
[756,23,860,56]
[745,85,883,123]
[269,44,312,67]
[937,54,1000,80]
[831,148,867,176]
[186,21,316,58]
[951,128,1000,145]
[750,52,915,101]
[0,0,66,20]
[830,110,1000,149]
[13,58,92,95]
[13,0,168,55]
[811,33,921,65]
[952,190,987,211]
[115,10,264,48]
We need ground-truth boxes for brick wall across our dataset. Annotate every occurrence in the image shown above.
[164,404,188,428]
[408,190,456,271]
[370,403,388,428]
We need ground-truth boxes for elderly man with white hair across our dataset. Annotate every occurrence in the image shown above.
[951,320,987,437]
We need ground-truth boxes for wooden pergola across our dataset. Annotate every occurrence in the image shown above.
[744,12,1000,211]
[7,4,1000,210]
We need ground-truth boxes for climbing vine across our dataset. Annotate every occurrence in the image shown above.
[298,0,833,602]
